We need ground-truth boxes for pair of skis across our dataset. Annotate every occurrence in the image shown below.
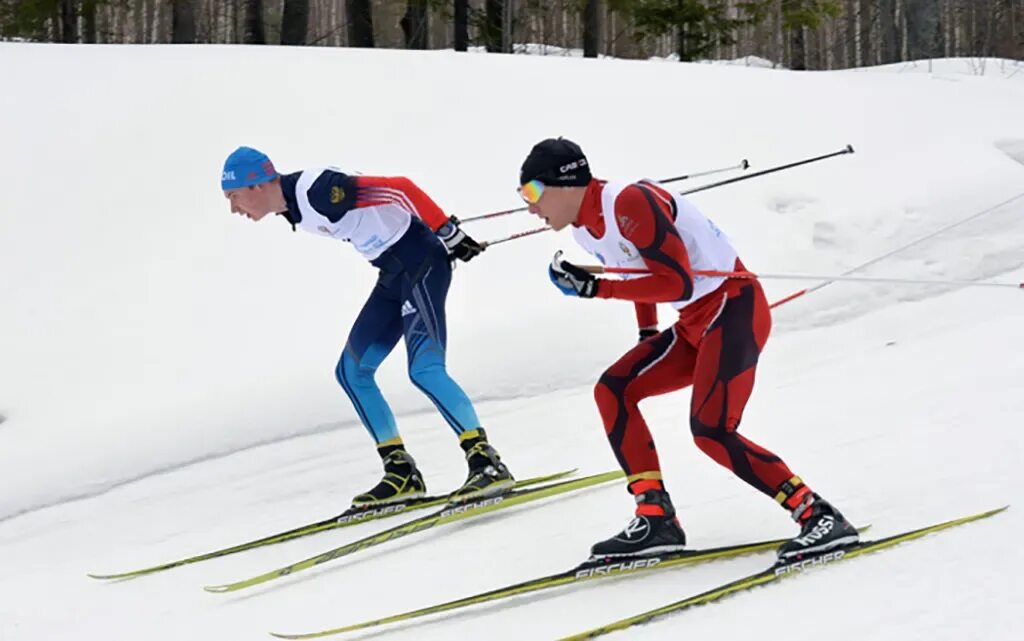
[88,469,621,585]
[269,506,1007,640]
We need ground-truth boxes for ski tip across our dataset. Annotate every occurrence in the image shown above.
[204,584,232,593]
[87,571,137,580]
[268,633,301,640]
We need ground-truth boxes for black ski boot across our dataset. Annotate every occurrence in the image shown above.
[777,488,859,560]
[590,486,687,559]
[351,446,426,508]
[448,429,515,503]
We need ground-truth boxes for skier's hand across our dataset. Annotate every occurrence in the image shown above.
[638,327,659,342]
[438,219,485,263]
[549,250,599,298]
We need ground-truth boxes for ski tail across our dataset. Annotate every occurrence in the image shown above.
[267,526,871,639]
[205,470,624,594]
[87,468,578,581]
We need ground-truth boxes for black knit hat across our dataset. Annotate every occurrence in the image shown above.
[519,137,592,187]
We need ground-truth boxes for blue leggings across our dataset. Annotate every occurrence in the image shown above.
[335,223,481,443]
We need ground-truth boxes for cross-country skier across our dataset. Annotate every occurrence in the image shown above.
[220,146,514,506]
[516,137,858,560]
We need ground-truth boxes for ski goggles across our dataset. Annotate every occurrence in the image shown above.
[517,179,545,205]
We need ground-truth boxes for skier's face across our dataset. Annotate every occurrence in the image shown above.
[526,186,581,231]
[224,182,282,222]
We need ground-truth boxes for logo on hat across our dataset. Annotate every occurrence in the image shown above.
[560,158,587,174]
[330,186,345,204]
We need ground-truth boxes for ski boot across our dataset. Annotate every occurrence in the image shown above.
[590,481,687,559]
[350,445,427,508]
[448,429,515,503]
[776,477,859,560]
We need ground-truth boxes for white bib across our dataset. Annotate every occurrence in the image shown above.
[291,168,413,261]
[571,180,738,310]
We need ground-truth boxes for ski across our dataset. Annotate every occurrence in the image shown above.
[559,506,1009,640]
[88,469,577,581]
[204,469,625,593]
[267,524,870,640]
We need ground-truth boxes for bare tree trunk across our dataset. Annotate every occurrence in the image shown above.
[483,0,502,52]
[454,0,469,51]
[60,0,79,42]
[346,0,374,47]
[790,24,807,69]
[400,0,428,49]
[583,0,599,58]
[905,0,941,59]
[281,0,309,44]
[172,0,196,42]
[844,0,856,66]
[243,0,265,43]
[82,0,97,42]
[859,0,873,64]
[878,0,899,62]
[133,0,145,43]
[146,0,158,42]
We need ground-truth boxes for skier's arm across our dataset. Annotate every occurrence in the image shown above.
[354,175,484,262]
[352,175,450,231]
[635,302,659,340]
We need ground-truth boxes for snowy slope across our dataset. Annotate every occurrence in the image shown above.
[1,43,1023,641]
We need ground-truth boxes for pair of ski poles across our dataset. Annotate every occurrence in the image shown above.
[458,145,1024,305]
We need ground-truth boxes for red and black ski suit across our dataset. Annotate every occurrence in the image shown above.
[581,179,807,515]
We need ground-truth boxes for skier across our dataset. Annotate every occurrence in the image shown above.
[516,137,858,560]
[221,146,514,506]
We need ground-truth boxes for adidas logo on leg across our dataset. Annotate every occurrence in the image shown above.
[401,301,417,317]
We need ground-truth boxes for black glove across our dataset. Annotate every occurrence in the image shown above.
[549,250,599,298]
[437,220,485,263]
[638,328,659,342]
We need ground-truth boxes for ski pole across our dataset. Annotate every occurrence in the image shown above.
[762,189,1024,307]
[483,146,854,246]
[582,264,1024,290]
[679,145,854,196]
[480,226,552,248]
[460,159,750,224]
[654,158,750,184]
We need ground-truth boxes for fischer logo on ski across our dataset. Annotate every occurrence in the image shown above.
[336,504,409,523]
[575,557,663,579]
[440,495,505,517]
[773,549,846,576]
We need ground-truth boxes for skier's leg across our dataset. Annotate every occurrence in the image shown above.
[336,285,404,444]
[688,280,858,556]
[401,249,513,502]
[338,284,428,507]
[688,280,794,496]
[589,328,695,558]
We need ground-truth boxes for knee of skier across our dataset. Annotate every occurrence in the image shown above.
[595,373,635,419]
[689,415,712,440]
[604,370,645,407]
[335,351,375,388]
[408,359,448,391]
[690,421,734,469]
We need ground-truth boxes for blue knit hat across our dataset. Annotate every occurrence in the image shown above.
[221,146,278,190]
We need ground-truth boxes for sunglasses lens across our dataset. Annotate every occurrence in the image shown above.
[518,180,544,205]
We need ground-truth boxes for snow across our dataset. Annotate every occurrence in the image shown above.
[1,43,1023,640]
